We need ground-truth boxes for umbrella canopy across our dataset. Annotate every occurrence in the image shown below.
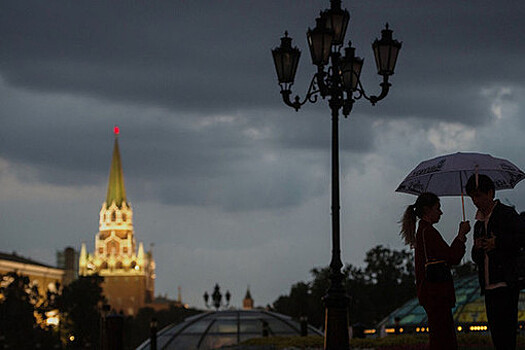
[396,152,525,196]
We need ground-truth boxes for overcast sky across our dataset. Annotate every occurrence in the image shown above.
[1,1,525,309]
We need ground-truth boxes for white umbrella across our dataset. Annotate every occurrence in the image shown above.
[396,152,525,219]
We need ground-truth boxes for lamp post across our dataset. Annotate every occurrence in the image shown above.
[203,284,231,311]
[150,318,158,350]
[271,1,401,349]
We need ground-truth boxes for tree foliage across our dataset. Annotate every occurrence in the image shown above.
[272,245,416,329]
[0,272,61,349]
[361,245,415,323]
[59,274,106,348]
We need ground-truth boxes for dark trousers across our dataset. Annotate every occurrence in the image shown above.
[485,286,520,350]
[424,304,457,350]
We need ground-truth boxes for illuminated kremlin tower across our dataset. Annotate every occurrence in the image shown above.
[79,127,155,316]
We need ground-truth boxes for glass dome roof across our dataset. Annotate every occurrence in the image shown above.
[136,309,323,350]
[377,274,525,328]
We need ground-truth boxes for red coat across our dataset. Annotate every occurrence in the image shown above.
[415,220,466,308]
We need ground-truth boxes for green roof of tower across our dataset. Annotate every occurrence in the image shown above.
[105,131,127,208]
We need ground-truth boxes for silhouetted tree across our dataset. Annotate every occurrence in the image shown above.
[272,245,416,329]
[362,245,415,323]
[59,275,105,348]
[0,272,39,348]
[0,272,60,349]
[273,281,315,326]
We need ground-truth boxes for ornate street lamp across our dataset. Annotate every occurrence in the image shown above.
[271,1,401,348]
[271,32,301,92]
[203,284,231,311]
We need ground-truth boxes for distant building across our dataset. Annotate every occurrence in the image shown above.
[243,287,254,310]
[56,246,79,286]
[148,293,188,312]
[78,128,155,316]
[0,251,64,299]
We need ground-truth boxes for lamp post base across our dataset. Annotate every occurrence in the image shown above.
[323,270,350,350]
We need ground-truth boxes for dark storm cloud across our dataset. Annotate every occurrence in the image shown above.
[1,0,525,211]
[0,84,331,210]
[0,72,374,203]
[3,0,525,307]
[0,0,284,110]
[2,0,524,119]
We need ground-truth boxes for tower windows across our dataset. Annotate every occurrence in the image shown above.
[107,240,120,256]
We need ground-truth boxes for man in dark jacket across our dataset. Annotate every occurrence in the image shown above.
[466,174,521,350]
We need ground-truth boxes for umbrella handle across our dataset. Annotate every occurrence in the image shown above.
[461,192,466,221]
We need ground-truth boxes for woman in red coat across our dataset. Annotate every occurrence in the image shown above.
[400,192,470,350]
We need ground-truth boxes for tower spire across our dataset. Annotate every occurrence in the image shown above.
[105,126,127,208]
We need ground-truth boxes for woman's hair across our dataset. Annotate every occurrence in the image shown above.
[400,192,440,247]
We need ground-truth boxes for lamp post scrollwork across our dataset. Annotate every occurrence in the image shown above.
[271,1,401,348]
[203,284,231,311]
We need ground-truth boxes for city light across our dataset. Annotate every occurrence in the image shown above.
[46,316,60,327]
[45,310,60,327]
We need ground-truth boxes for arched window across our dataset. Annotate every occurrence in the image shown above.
[122,213,127,221]
[111,211,116,221]
[107,240,120,256]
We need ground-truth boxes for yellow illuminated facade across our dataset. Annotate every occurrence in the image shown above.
[0,253,64,298]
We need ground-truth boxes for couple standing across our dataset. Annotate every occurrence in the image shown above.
[401,174,522,350]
